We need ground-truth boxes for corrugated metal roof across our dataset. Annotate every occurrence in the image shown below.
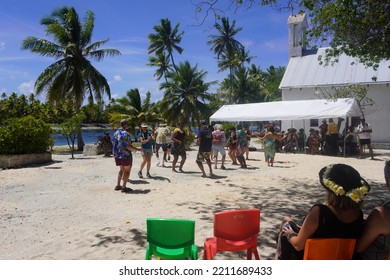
[279,47,390,89]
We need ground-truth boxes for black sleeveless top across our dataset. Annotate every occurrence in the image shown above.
[311,204,364,239]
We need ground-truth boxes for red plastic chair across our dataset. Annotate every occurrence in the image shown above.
[203,209,260,260]
[303,238,356,260]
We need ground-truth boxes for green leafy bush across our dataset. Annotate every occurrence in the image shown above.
[0,116,53,154]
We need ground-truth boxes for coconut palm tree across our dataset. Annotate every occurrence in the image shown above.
[219,66,264,104]
[147,52,172,82]
[21,6,121,150]
[109,89,160,136]
[159,61,216,128]
[260,66,285,101]
[148,18,184,72]
[207,17,244,104]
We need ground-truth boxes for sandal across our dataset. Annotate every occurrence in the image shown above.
[114,185,122,191]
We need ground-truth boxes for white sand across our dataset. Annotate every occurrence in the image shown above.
[1,143,389,260]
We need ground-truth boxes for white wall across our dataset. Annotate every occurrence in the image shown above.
[281,84,390,143]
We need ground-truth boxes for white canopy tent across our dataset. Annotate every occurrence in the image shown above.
[210,98,362,157]
[209,98,362,122]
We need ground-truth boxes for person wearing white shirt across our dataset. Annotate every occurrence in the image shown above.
[356,118,374,159]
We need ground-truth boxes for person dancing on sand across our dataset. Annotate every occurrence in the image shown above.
[137,123,154,178]
[226,127,238,165]
[196,123,213,177]
[212,124,226,169]
[113,119,141,192]
[154,122,170,167]
[171,122,187,172]
[236,124,247,168]
[260,126,280,167]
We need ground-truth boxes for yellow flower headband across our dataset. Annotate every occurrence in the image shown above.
[322,164,370,203]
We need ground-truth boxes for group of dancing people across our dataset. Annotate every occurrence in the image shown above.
[111,119,389,259]
[110,119,298,190]
[111,120,261,190]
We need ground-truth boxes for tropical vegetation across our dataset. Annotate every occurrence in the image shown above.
[0,116,53,155]
[1,5,287,156]
[21,6,121,150]
[193,0,390,67]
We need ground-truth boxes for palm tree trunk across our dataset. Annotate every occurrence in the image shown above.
[229,67,233,104]
[77,131,85,151]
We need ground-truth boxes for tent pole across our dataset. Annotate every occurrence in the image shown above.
[343,116,348,157]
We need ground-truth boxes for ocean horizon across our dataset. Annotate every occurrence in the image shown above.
[52,129,136,146]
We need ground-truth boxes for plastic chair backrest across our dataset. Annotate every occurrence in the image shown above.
[214,209,260,241]
[303,238,356,260]
[146,218,197,260]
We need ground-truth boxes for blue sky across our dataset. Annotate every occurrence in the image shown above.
[0,0,292,103]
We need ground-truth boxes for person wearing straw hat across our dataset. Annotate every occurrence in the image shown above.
[276,163,370,259]
[137,123,154,178]
[112,119,141,192]
[154,122,170,167]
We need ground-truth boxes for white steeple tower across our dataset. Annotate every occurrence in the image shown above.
[288,13,308,58]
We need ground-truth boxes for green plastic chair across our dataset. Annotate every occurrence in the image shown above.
[145,218,198,260]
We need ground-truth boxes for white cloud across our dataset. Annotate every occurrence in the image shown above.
[17,81,35,95]
[114,75,122,82]
[260,38,288,52]
[0,42,5,51]
[242,39,254,49]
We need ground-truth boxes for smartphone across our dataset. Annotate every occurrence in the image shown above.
[288,221,300,233]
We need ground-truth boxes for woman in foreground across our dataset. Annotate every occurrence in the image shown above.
[276,163,370,259]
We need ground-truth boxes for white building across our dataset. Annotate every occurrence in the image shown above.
[280,13,390,143]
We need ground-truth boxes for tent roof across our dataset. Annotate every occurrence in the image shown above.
[209,98,361,122]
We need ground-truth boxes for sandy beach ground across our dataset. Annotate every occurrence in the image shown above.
[1,142,389,260]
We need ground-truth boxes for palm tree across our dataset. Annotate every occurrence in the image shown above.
[21,6,121,150]
[260,66,285,101]
[148,18,184,72]
[147,52,172,82]
[159,61,216,128]
[219,66,264,104]
[208,17,244,103]
[109,89,159,136]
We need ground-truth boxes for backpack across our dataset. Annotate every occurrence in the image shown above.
[212,130,223,145]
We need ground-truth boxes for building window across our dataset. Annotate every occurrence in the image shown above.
[310,119,319,127]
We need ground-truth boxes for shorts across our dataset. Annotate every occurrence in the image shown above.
[115,157,132,166]
[212,144,226,156]
[359,139,371,145]
[156,143,169,152]
[171,144,186,157]
[236,146,245,157]
[196,151,211,163]
[141,148,153,157]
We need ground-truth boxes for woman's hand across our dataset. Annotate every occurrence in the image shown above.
[282,223,294,236]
